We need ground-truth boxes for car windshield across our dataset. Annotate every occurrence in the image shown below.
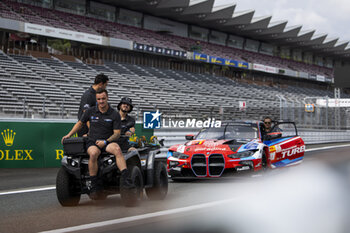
[195,124,258,140]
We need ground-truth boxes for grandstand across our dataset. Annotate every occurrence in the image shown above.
[0,0,349,129]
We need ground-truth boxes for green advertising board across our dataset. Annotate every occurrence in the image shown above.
[0,120,153,168]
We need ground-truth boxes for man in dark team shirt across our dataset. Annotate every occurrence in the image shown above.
[77,73,109,136]
[261,116,281,141]
[116,97,136,152]
[62,89,133,199]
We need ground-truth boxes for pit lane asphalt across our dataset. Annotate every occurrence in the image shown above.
[1,142,350,233]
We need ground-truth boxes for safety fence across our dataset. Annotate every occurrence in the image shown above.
[4,97,350,131]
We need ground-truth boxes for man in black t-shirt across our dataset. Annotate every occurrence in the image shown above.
[62,89,133,199]
[261,117,282,141]
[77,73,109,137]
[116,97,136,152]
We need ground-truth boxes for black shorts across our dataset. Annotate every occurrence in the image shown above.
[85,139,107,153]
[116,139,130,152]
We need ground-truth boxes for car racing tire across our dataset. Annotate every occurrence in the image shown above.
[120,165,143,207]
[56,167,81,206]
[145,162,168,200]
[261,150,268,172]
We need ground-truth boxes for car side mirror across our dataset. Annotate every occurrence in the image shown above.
[185,134,194,140]
[159,139,164,147]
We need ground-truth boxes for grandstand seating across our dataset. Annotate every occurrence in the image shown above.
[0,50,341,123]
[0,0,333,77]
[0,0,345,128]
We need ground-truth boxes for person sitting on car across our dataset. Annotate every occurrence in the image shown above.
[116,97,137,152]
[61,89,134,199]
[261,117,282,141]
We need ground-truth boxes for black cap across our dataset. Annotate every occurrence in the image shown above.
[117,97,133,113]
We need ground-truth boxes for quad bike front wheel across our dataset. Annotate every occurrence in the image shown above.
[56,167,81,206]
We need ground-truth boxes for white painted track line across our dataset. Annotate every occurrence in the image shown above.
[305,144,350,152]
[0,186,55,196]
[39,198,237,233]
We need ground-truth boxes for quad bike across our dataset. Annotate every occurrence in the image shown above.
[56,136,168,207]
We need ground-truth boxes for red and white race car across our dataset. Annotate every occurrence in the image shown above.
[167,121,305,179]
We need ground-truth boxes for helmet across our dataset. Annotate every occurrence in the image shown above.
[117,97,133,113]
[149,136,160,146]
[128,134,138,147]
[137,136,147,148]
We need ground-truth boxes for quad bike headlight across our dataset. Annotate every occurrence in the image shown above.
[228,150,256,158]
[68,158,79,167]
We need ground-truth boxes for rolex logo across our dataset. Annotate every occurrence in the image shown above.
[1,129,16,146]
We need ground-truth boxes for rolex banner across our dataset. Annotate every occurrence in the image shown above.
[0,121,153,168]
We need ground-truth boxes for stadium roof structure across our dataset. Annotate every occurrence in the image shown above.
[97,0,350,60]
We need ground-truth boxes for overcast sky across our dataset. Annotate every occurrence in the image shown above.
[214,0,350,45]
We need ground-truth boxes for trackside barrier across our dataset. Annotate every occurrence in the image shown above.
[0,119,153,168]
[154,127,350,157]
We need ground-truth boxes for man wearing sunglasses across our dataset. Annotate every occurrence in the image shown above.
[263,117,273,132]
[262,117,281,141]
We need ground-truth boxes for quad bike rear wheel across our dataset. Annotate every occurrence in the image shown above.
[120,165,143,207]
[145,162,168,200]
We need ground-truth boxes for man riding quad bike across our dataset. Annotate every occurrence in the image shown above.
[56,135,168,207]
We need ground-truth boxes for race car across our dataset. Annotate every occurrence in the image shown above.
[167,121,305,179]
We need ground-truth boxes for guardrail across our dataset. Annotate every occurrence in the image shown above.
[154,127,350,157]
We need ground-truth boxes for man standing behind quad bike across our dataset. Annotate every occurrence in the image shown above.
[62,89,134,200]
[77,73,109,137]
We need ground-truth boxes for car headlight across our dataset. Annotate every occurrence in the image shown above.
[172,151,189,159]
[228,150,256,158]
[169,161,180,168]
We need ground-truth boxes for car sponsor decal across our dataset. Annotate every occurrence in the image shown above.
[271,157,303,168]
[281,145,305,158]
[237,142,258,152]
[228,156,255,162]
[193,147,227,152]
[187,140,205,146]
[236,166,250,171]
[264,137,293,146]
[177,145,185,153]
